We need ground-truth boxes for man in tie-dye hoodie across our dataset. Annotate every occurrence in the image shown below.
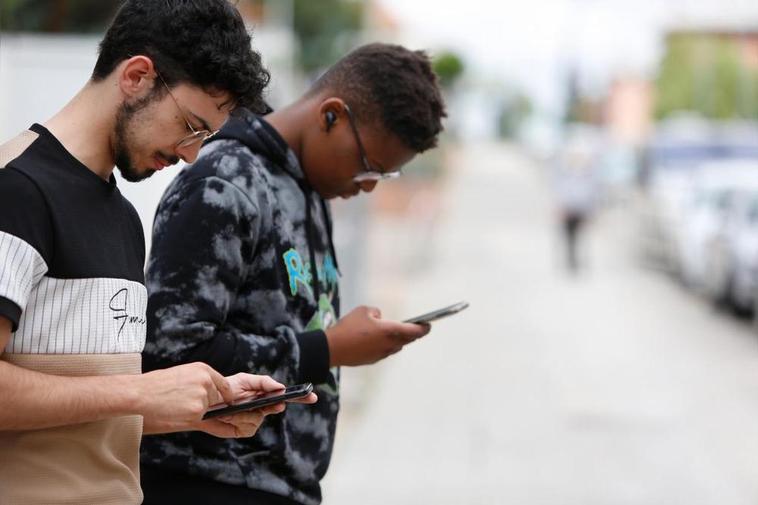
[140,43,447,505]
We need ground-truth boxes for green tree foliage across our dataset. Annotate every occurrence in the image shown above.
[1,0,119,32]
[292,0,363,74]
[656,33,758,120]
[432,51,464,89]
[499,93,533,138]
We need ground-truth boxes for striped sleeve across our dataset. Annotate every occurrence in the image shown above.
[0,168,52,331]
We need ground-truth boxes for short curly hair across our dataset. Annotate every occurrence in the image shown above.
[92,0,269,113]
[310,43,446,153]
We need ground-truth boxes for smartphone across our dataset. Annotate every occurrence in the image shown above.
[203,383,313,420]
[403,301,469,324]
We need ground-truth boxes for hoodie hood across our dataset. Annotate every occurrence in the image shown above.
[208,108,340,301]
[210,108,306,182]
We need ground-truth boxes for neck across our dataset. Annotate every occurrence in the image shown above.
[43,80,119,181]
[264,98,313,161]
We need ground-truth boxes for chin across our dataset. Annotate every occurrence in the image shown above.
[137,168,157,181]
[117,164,156,183]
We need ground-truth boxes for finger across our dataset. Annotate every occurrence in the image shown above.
[289,392,318,405]
[382,345,403,360]
[227,417,265,438]
[400,321,431,337]
[198,419,241,438]
[365,305,382,319]
[220,410,266,426]
[259,402,286,416]
[205,366,235,405]
[387,332,414,345]
[415,322,432,336]
[234,424,260,438]
[386,329,420,345]
[217,421,259,438]
[386,321,431,343]
[232,373,286,394]
[229,389,260,403]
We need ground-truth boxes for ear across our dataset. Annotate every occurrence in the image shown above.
[317,97,347,133]
[116,55,157,99]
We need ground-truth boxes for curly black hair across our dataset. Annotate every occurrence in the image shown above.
[92,0,269,113]
[310,43,446,153]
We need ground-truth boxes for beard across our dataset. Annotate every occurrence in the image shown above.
[113,92,177,183]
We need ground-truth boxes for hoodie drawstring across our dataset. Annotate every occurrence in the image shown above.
[320,198,340,274]
[302,187,321,302]
[298,182,341,304]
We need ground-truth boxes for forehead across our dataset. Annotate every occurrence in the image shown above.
[169,83,234,130]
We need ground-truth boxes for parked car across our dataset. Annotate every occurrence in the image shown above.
[695,162,758,310]
[716,191,758,313]
[639,119,758,275]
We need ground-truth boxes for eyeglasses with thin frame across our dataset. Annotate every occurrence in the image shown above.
[343,104,401,183]
[156,72,219,149]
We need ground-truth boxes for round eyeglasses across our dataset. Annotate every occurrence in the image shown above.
[156,72,219,149]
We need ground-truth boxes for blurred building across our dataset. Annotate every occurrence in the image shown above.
[605,77,654,146]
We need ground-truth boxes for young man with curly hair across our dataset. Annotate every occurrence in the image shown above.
[0,2,315,504]
[140,43,447,505]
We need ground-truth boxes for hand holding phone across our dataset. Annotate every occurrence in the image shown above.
[403,301,469,324]
[203,383,314,420]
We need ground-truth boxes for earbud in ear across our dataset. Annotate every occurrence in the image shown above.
[325,111,337,130]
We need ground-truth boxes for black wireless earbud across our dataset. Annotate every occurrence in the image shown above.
[325,111,337,130]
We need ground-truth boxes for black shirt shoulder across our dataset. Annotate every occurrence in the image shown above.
[0,165,54,263]
[4,124,145,282]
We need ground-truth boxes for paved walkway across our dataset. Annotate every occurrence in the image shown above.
[323,142,758,504]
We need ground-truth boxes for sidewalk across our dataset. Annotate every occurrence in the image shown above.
[322,141,758,504]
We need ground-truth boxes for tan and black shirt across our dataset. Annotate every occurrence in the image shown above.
[0,124,147,505]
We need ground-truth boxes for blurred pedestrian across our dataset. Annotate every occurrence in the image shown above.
[553,134,601,272]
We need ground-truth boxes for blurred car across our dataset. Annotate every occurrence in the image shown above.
[638,118,758,275]
[720,193,758,313]
[696,161,758,312]
[637,120,715,273]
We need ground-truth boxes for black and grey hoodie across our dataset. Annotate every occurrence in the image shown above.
[140,108,341,505]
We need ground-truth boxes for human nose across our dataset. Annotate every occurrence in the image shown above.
[175,141,203,164]
[359,180,378,193]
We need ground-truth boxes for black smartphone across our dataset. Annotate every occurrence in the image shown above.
[403,301,470,324]
[203,383,313,420]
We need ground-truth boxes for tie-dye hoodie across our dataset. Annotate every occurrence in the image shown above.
[140,108,341,505]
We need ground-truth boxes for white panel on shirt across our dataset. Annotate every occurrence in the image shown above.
[0,232,146,354]
[0,231,47,313]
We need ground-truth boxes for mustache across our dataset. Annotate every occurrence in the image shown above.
[157,152,180,166]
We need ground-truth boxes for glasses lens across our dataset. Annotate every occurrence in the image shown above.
[352,172,381,183]
[353,171,401,183]
[177,131,207,149]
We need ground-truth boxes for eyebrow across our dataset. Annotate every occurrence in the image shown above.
[218,98,235,111]
[189,112,213,132]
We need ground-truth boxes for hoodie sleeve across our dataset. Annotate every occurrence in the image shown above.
[143,174,330,385]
